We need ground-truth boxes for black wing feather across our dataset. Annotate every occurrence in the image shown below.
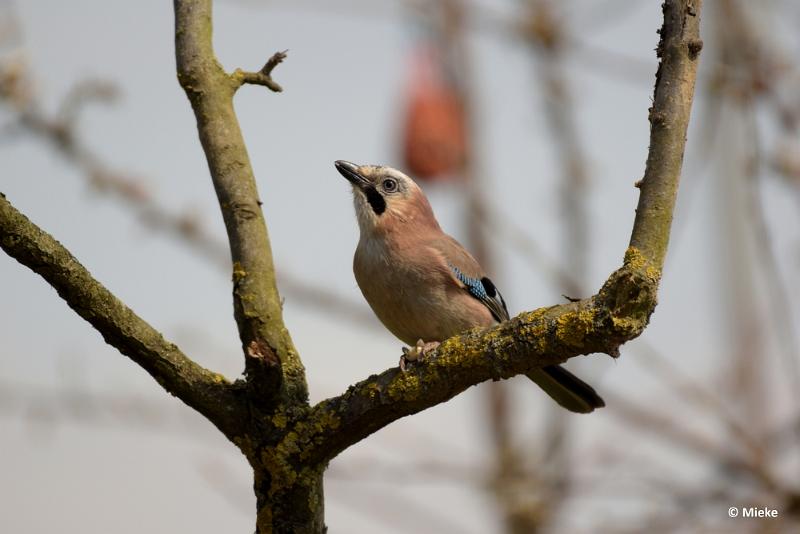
[449,265,509,322]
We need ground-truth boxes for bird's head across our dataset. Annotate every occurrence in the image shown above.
[334,160,439,236]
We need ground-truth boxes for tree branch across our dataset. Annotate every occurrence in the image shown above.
[630,0,703,269]
[0,56,376,331]
[231,50,287,93]
[173,0,305,407]
[301,0,704,464]
[303,260,658,463]
[0,193,246,440]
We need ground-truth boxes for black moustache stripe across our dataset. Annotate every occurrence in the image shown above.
[364,186,386,215]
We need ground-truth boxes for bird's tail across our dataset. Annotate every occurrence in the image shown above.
[526,365,605,414]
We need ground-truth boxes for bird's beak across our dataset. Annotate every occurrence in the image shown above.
[335,160,369,189]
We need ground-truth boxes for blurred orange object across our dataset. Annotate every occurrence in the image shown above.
[401,46,467,181]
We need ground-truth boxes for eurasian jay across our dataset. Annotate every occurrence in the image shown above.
[335,160,604,413]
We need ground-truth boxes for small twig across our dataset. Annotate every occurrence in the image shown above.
[232,50,287,92]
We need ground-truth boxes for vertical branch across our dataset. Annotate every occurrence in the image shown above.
[628,0,703,269]
[173,0,306,406]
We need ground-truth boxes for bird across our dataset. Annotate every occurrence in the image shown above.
[334,160,605,413]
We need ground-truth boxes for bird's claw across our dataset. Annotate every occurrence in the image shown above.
[399,339,440,372]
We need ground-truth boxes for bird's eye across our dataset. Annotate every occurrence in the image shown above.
[382,178,398,192]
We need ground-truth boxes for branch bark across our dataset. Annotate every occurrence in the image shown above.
[173,0,305,407]
[630,0,703,267]
[0,193,246,440]
[303,256,657,462]
[231,50,288,92]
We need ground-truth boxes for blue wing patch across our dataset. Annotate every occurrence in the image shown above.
[450,265,488,300]
[449,264,509,322]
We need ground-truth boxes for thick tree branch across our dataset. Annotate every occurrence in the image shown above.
[301,0,703,464]
[173,0,305,407]
[0,193,246,440]
[301,256,656,463]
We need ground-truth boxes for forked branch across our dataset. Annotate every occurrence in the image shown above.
[232,50,288,92]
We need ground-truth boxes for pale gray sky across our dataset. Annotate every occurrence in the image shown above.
[2,1,799,533]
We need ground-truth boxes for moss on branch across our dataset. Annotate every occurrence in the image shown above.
[300,248,662,463]
[0,193,246,440]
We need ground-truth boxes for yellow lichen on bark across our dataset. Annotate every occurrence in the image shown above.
[555,308,596,348]
[623,246,662,283]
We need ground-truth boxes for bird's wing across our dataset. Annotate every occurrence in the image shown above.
[429,236,604,413]
[430,235,510,322]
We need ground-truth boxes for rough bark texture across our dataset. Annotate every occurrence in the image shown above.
[0,193,246,440]
[631,0,704,267]
[174,0,306,409]
[0,1,703,532]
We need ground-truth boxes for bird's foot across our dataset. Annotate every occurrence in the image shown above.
[399,339,440,372]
